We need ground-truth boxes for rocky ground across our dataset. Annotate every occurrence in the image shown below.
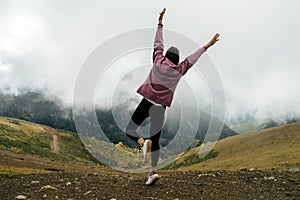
[1,170,299,200]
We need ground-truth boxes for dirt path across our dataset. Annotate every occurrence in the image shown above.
[1,170,299,200]
[43,126,59,153]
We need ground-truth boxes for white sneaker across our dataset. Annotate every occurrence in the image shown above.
[141,139,152,164]
[146,172,160,185]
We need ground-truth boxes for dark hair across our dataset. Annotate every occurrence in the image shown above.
[165,46,179,65]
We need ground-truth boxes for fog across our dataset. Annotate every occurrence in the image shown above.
[1,0,300,125]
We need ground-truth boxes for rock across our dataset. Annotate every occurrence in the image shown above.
[84,191,92,196]
[43,194,47,198]
[198,173,216,178]
[15,195,27,200]
[73,181,81,185]
[31,180,40,184]
[264,176,275,181]
[249,168,256,172]
[74,187,80,191]
[66,182,72,186]
[41,185,58,190]
[287,168,299,172]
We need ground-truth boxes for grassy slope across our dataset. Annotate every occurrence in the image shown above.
[167,122,300,171]
[0,116,146,173]
[0,116,101,174]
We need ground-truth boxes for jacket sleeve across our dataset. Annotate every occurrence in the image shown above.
[153,25,165,63]
[176,46,207,75]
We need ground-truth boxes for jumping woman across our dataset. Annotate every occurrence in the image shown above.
[125,7,220,185]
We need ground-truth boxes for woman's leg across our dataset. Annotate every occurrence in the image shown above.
[149,105,166,170]
[126,98,152,144]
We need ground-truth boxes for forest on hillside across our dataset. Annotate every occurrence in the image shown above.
[0,90,237,154]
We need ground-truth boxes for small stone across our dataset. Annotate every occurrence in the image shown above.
[74,187,80,190]
[73,181,81,185]
[31,181,40,184]
[110,199,117,200]
[43,194,47,198]
[15,195,27,200]
[287,168,299,172]
[84,191,92,196]
[264,176,275,181]
[41,185,58,190]
[249,168,256,172]
[66,182,72,186]
[198,174,216,178]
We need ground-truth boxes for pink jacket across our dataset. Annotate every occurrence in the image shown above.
[137,25,206,107]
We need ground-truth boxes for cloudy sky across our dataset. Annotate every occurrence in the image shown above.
[0,0,300,123]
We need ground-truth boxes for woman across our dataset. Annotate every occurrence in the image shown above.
[126,7,220,185]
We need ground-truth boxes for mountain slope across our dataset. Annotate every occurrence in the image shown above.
[0,91,238,152]
[164,122,300,171]
[0,116,148,173]
[0,116,98,163]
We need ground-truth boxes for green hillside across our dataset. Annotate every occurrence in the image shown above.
[163,122,300,171]
[0,116,147,173]
[0,116,97,164]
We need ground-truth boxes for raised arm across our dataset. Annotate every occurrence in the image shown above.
[153,8,166,62]
[158,7,166,25]
[177,33,220,75]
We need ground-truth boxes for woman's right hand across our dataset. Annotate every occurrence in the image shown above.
[158,7,166,24]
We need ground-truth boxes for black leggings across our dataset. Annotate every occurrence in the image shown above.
[126,98,166,168]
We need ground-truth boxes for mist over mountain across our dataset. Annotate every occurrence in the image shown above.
[0,90,237,156]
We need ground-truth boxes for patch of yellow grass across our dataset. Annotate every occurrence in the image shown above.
[178,122,300,171]
[0,116,45,135]
[0,165,50,174]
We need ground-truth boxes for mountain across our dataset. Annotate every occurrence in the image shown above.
[0,116,111,174]
[163,122,300,171]
[230,117,300,134]
[0,91,238,154]
[229,119,259,134]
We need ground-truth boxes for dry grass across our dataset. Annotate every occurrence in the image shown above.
[176,122,300,171]
[0,165,50,174]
